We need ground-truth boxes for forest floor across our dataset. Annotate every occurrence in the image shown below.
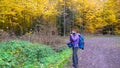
[64,35,120,68]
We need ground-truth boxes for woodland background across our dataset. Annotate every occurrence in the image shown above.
[0,0,120,36]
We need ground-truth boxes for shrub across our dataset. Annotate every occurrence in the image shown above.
[0,40,56,67]
[0,40,72,68]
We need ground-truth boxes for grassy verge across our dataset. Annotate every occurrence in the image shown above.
[0,40,72,68]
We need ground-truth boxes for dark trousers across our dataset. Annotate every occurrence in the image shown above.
[72,47,78,68]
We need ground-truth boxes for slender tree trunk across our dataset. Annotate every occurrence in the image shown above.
[63,0,66,36]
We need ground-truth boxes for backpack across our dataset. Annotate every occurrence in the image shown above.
[67,42,73,48]
[78,35,84,50]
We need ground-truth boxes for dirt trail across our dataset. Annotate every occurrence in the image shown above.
[65,37,120,68]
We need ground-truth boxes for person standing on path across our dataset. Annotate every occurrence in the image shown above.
[70,30,80,68]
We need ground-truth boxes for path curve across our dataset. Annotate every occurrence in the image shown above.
[78,37,120,68]
[66,37,120,68]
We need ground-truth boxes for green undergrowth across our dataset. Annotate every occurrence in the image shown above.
[0,40,72,68]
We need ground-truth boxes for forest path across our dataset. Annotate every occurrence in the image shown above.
[65,36,120,68]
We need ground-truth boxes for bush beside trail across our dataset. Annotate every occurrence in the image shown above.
[0,40,71,68]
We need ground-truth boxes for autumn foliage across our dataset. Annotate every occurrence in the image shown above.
[0,0,120,35]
